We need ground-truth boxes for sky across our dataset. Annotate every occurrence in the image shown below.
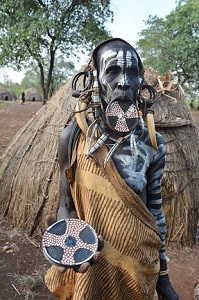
[0,0,178,84]
[108,0,177,46]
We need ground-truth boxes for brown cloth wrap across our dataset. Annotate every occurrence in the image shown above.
[45,133,162,300]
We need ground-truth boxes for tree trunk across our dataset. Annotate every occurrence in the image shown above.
[0,69,198,248]
[45,49,55,99]
[39,62,47,105]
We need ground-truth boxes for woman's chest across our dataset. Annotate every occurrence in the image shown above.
[109,140,155,193]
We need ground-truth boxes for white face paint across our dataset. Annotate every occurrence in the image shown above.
[98,49,117,94]
[98,47,140,103]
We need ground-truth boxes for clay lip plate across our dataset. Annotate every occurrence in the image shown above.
[106,100,139,132]
[42,218,99,268]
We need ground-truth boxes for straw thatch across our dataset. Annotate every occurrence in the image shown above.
[153,90,198,248]
[0,86,17,101]
[0,79,76,239]
[23,88,42,102]
[0,68,198,248]
[145,68,199,248]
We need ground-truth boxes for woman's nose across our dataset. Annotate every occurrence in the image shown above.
[117,74,130,90]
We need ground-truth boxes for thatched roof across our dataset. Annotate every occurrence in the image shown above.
[144,67,193,128]
[0,86,17,101]
[0,80,76,238]
[146,69,199,248]
[23,88,42,101]
[0,68,198,248]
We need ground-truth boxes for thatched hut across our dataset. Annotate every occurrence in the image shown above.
[23,88,42,102]
[0,69,198,249]
[0,86,17,101]
[0,81,76,239]
[153,89,198,248]
[145,68,199,248]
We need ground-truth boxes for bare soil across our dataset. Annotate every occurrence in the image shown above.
[0,101,55,300]
[0,100,198,300]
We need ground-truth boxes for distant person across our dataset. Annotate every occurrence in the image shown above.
[21,91,25,105]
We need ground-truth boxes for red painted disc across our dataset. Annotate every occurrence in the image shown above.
[42,219,98,268]
[106,100,139,132]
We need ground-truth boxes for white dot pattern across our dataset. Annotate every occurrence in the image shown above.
[42,219,98,266]
[107,101,139,132]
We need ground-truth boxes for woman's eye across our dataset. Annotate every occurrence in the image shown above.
[106,66,120,75]
[109,70,117,75]
[128,66,138,76]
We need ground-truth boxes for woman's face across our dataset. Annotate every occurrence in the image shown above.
[98,44,140,104]
[96,43,141,133]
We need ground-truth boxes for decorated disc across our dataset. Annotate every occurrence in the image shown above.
[105,100,139,132]
[42,219,99,268]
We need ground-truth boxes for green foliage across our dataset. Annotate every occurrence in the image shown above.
[21,54,75,94]
[0,0,113,103]
[10,83,24,98]
[188,95,199,109]
[136,0,199,92]
[50,56,75,93]
[190,99,199,109]
[0,80,24,98]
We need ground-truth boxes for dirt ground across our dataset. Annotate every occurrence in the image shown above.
[0,100,199,300]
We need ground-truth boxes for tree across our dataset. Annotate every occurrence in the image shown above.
[0,74,24,98]
[0,0,113,104]
[136,0,199,92]
[47,55,75,95]
[21,54,75,95]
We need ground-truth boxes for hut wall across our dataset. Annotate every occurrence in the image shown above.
[24,88,42,102]
[153,89,199,248]
[158,125,198,248]
[0,86,17,100]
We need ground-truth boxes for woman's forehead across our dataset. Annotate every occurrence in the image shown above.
[99,48,138,70]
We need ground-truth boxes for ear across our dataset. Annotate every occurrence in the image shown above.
[72,66,94,98]
[137,84,158,117]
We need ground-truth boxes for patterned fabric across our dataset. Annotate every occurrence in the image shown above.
[45,133,162,300]
[111,125,167,261]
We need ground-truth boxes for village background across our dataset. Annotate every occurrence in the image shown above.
[0,1,198,299]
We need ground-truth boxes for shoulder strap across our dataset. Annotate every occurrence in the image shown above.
[68,118,81,164]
